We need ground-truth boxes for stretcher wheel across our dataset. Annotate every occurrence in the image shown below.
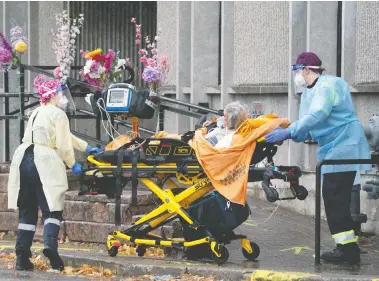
[263,185,279,203]
[136,245,147,257]
[211,245,229,265]
[108,246,119,257]
[242,241,260,261]
[295,185,308,200]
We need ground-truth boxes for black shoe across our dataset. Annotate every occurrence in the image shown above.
[16,255,34,271]
[42,247,64,271]
[321,244,360,265]
[344,243,360,265]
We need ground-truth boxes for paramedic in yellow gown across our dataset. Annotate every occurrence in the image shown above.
[7,79,102,271]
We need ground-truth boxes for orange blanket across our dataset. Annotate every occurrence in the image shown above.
[189,114,290,205]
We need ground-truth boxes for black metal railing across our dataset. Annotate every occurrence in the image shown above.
[314,155,379,265]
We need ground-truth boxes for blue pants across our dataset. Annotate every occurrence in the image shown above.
[16,148,62,257]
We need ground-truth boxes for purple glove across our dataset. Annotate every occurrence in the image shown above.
[265,127,291,143]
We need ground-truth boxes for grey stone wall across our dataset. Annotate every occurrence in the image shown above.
[38,2,64,66]
[355,1,379,84]
[233,2,289,86]
[157,1,177,87]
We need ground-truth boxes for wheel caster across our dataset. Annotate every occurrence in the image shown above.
[242,241,260,261]
[136,245,147,257]
[108,246,119,257]
[295,185,308,200]
[211,245,229,265]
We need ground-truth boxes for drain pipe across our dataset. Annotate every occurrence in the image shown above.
[336,1,368,234]
[336,1,342,78]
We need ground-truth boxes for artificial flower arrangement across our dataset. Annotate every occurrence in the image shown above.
[130,18,170,92]
[0,26,28,71]
[78,48,128,90]
[52,10,84,84]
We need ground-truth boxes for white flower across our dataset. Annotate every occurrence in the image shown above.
[83,59,93,75]
[114,59,126,71]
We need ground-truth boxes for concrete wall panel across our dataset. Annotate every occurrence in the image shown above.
[157,1,177,87]
[233,2,289,85]
[355,2,379,84]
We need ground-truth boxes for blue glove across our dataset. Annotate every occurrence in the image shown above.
[265,127,291,143]
[71,162,83,175]
[85,145,103,154]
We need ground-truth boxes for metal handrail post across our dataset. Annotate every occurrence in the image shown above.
[4,71,10,161]
[315,161,323,265]
[18,65,25,143]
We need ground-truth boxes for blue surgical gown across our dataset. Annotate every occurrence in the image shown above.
[289,75,372,181]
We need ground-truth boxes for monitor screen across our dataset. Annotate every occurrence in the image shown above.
[109,90,125,104]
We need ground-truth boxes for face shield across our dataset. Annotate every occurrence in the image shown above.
[291,64,307,94]
[56,84,76,112]
[291,64,323,94]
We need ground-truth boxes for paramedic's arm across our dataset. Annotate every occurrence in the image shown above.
[55,116,76,168]
[289,87,333,142]
[71,133,88,152]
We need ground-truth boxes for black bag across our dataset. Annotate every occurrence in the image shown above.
[181,191,250,259]
[128,89,157,119]
[181,191,250,239]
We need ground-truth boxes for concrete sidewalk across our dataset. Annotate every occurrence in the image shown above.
[1,197,379,281]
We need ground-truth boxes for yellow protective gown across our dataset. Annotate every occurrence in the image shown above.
[7,104,88,211]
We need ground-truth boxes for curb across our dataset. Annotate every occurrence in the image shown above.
[60,253,245,281]
[60,253,379,281]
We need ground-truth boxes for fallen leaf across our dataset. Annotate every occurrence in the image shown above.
[103,268,112,277]
[0,232,6,239]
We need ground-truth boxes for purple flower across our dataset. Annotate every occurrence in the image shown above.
[0,32,12,52]
[142,66,160,83]
[0,47,12,63]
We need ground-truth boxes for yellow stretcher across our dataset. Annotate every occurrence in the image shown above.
[81,131,308,264]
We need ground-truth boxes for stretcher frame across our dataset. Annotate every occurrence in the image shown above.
[83,137,308,264]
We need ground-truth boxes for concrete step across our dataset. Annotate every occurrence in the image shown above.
[0,163,10,174]
[0,172,81,191]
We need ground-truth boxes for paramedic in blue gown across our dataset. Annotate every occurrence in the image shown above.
[7,79,102,271]
[265,52,372,265]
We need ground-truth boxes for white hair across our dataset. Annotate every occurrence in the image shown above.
[223,101,249,130]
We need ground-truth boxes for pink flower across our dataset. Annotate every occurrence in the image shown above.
[136,32,141,39]
[131,18,136,23]
[53,66,62,78]
[135,39,141,45]
[138,49,146,55]
[33,74,46,90]
[140,56,147,64]
[146,58,157,68]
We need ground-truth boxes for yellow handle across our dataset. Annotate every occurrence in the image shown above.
[257,136,265,143]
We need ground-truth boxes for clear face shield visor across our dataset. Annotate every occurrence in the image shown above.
[56,84,76,112]
[291,64,322,93]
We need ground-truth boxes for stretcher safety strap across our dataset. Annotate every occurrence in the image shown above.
[18,223,36,232]
[44,218,61,226]
[332,230,358,245]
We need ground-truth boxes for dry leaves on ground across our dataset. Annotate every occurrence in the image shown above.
[62,264,113,278]
[122,274,218,281]
[118,244,165,258]
[0,252,114,278]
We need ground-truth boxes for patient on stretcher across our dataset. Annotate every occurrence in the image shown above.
[204,101,249,148]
